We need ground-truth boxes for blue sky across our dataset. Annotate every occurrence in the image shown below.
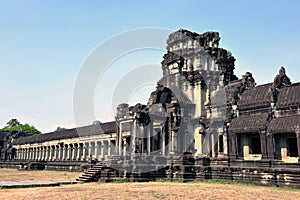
[1,0,300,133]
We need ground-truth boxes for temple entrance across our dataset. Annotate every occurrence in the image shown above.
[287,137,298,157]
[250,135,261,154]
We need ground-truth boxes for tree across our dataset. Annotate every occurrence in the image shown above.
[92,120,101,125]
[0,119,41,135]
[5,118,21,128]
[227,51,233,59]
[55,126,66,132]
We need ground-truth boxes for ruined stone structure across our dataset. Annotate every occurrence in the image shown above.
[1,29,300,187]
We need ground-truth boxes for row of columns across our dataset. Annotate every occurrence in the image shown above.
[14,140,115,162]
[229,131,300,162]
[127,120,179,156]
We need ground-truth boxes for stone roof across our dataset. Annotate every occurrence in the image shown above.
[0,132,8,140]
[268,115,300,134]
[238,83,272,110]
[13,121,118,145]
[228,113,269,133]
[276,83,300,108]
[225,79,242,104]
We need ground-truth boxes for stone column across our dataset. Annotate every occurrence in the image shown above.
[19,149,22,160]
[41,147,44,160]
[32,148,35,160]
[37,147,39,160]
[100,141,104,159]
[162,126,166,156]
[60,145,64,160]
[266,133,274,159]
[23,149,25,160]
[24,148,29,160]
[49,146,53,161]
[15,149,18,160]
[24,148,28,160]
[260,131,268,159]
[140,125,144,153]
[82,143,87,161]
[44,146,48,161]
[41,146,47,160]
[211,133,217,157]
[76,144,81,160]
[108,140,111,156]
[118,122,123,155]
[34,148,38,160]
[170,130,175,154]
[62,145,66,160]
[20,149,23,160]
[35,147,38,160]
[42,147,45,160]
[26,148,29,160]
[88,142,92,159]
[21,149,24,160]
[94,142,98,160]
[36,147,40,160]
[152,128,156,152]
[149,122,154,153]
[54,146,58,160]
[24,149,26,160]
[40,147,44,160]
[72,144,76,160]
[296,130,300,162]
[16,149,19,160]
[123,139,127,157]
[24,149,28,160]
[229,133,237,159]
[147,125,151,154]
[66,144,71,160]
[131,120,137,154]
[29,148,32,160]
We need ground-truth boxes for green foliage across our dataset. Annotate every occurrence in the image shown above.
[206,179,232,185]
[5,118,21,128]
[0,119,41,135]
[227,51,233,59]
[55,126,66,132]
[155,179,166,183]
[92,120,101,125]
[114,177,127,183]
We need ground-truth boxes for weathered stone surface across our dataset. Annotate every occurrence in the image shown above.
[2,29,300,188]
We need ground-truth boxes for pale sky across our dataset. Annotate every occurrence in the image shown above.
[1,0,300,133]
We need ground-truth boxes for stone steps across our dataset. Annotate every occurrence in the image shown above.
[76,163,103,182]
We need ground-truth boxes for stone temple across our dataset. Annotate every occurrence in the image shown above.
[1,29,300,187]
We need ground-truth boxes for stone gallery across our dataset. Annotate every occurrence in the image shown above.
[1,29,300,187]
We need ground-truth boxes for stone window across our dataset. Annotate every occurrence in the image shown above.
[218,135,224,153]
[287,137,298,157]
[249,135,261,154]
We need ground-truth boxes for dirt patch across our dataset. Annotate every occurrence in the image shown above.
[0,168,81,182]
[0,168,299,199]
[0,182,299,200]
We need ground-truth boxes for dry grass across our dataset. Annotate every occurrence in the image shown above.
[0,168,300,200]
[0,168,81,182]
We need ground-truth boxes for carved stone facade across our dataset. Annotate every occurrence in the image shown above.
[2,29,300,187]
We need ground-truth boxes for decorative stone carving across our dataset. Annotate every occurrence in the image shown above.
[182,70,206,86]
[117,103,129,119]
[162,29,238,86]
[269,66,292,102]
[239,72,256,93]
[273,66,291,89]
[129,103,150,125]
